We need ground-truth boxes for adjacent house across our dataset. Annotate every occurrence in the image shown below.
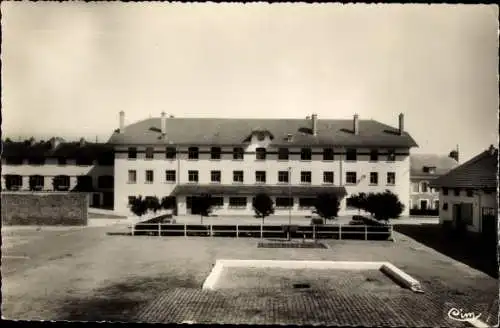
[108,112,418,216]
[430,145,498,235]
[409,151,459,213]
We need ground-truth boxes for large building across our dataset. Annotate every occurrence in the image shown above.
[108,112,418,216]
[409,151,459,212]
[1,137,114,208]
[430,145,498,235]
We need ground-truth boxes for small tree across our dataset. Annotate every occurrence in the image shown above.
[314,193,340,221]
[160,196,176,210]
[131,196,148,217]
[363,190,404,222]
[194,194,213,224]
[252,193,274,224]
[348,192,368,215]
[145,196,161,214]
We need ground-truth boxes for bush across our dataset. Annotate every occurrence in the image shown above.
[130,196,148,217]
[314,193,340,220]
[145,196,161,213]
[160,196,176,210]
[310,218,325,225]
[368,190,404,221]
[252,193,274,223]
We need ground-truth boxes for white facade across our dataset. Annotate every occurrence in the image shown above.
[113,135,411,216]
[438,188,497,233]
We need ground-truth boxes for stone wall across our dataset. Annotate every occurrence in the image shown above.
[1,192,88,226]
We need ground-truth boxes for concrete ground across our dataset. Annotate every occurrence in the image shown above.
[1,223,497,326]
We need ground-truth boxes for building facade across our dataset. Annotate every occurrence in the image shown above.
[430,145,498,234]
[1,137,114,208]
[110,112,418,216]
[409,152,459,212]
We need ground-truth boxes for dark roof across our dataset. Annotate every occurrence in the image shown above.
[430,147,498,189]
[1,140,114,159]
[410,154,459,178]
[171,184,347,197]
[108,117,419,148]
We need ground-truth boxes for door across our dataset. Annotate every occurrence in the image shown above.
[420,200,428,210]
[453,203,466,233]
[92,193,101,207]
[481,207,497,243]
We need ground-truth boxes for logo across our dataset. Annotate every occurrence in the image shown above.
[447,307,482,322]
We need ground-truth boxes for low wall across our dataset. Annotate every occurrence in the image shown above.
[1,192,89,226]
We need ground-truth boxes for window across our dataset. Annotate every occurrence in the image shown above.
[128,147,137,159]
[233,147,244,160]
[29,175,44,190]
[323,148,334,161]
[370,172,378,185]
[387,172,396,185]
[145,147,154,159]
[28,157,45,165]
[466,189,474,197]
[5,157,23,165]
[210,147,221,160]
[299,198,315,208]
[443,188,449,195]
[300,148,312,161]
[98,175,114,189]
[423,166,436,174]
[166,147,176,159]
[188,170,199,183]
[255,171,266,183]
[128,196,136,207]
[128,170,137,183]
[420,181,429,193]
[442,203,448,211]
[300,171,312,184]
[278,148,289,160]
[323,171,334,184]
[211,170,221,183]
[145,170,154,183]
[233,171,244,183]
[412,182,419,193]
[57,157,67,166]
[256,147,266,160]
[52,175,70,191]
[346,172,357,184]
[278,171,289,184]
[188,147,199,160]
[454,188,460,196]
[346,148,357,161]
[4,175,22,191]
[229,197,247,208]
[433,200,439,210]
[370,149,379,162]
[165,170,176,183]
[387,149,396,161]
[212,197,224,208]
[276,197,294,208]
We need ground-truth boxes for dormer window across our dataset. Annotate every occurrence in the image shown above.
[256,147,266,160]
[423,166,436,174]
[286,134,293,142]
[256,131,266,141]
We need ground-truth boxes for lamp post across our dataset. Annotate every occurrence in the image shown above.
[288,167,292,225]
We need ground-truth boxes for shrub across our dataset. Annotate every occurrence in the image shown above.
[314,193,340,220]
[160,196,176,210]
[145,196,161,213]
[130,196,148,217]
[368,190,404,221]
[252,193,274,223]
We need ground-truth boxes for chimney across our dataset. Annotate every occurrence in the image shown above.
[79,137,85,147]
[161,112,167,136]
[449,145,459,162]
[398,113,404,135]
[311,113,318,136]
[119,111,125,133]
[353,114,359,135]
[489,144,496,155]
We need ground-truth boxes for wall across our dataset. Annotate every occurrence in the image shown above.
[114,143,411,216]
[410,177,440,210]
[438,189,497,233]
[1,192,88,226]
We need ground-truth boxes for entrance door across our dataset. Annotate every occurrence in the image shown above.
[420,200,428,210]
[481,207,497,242]
[92,193,101,207]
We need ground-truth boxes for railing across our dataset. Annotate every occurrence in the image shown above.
[131,223,393,241]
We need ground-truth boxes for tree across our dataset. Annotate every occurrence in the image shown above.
[194,194,213,224]
[364,190,404,222]
[130,196,148,217]
[160,196,176,210]
[145,196,161,214]
[314,193,340,221]
[252,193,274,224]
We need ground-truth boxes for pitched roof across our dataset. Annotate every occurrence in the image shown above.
[107,117,419,148]
[430,147,498,189]
[410,154,459,177]
[1,140,114,159]
[171,184,347,197]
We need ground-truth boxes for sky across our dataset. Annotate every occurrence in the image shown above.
[2,2,498,163]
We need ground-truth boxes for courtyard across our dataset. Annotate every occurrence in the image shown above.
[1,223,498,326]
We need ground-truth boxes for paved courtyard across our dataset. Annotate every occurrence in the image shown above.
[2,223,497,326]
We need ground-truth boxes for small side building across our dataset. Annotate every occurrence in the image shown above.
[430,145,498,236]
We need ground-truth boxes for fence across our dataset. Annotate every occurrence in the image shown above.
[132,223,393,241]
